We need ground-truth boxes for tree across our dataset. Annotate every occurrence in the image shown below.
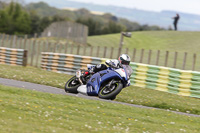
[0,2,31,35]
[0,10,11,33]
[29,10,41,34]
[102,21,125,34]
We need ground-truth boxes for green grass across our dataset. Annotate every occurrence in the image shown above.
[0,85,200,133]
[0,64,199,115]
[88,31,200,53]
[88,31,200,70]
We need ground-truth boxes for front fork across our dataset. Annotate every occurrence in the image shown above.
[78,77,84,85]
[106,79,120,88]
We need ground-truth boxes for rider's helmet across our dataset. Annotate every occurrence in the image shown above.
[118,54,131,65]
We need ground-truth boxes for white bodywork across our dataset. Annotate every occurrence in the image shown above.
[77,85,88,95]
[115,69,126,78]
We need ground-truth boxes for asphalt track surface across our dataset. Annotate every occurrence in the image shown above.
[0,78,199,118]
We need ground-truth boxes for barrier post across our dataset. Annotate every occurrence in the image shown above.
[22,50,28,66]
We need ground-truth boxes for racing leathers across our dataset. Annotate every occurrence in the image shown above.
[88,59,131,87]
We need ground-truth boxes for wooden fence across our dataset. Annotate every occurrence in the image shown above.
[0,33,199,71]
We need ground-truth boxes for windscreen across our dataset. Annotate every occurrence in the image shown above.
[122,65,133,78]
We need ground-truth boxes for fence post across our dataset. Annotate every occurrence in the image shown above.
[19,37,23,49]
[125,48,128,54]
[41,41,45,52]
[23,35,27,50]
[43,41,47,52]
[164,51,169,67]
[173,51,178,68]
[192,53,196,71]
[182,52,187,70]
[53,42,57,53]
[77,45,80,55]
[96,46,100,57]
[139,49,144,63]
[12,35,17,48]
[36,41,41,67]
[156,50,160,66]
[47,42,51,52]
[6,34,9,42]
[110,47,114,59]
[148,49,152,64]
[64,42,68,53]
[118,48,122,58]
[117,33,123,57]
[1,33,5,47]
[83,45,86,56]
[90,46,93,56]
[23,50,28,66]
[59,44,63,53]
[30,33,37,66]
[132,48,136,62]
[9,35,13,48]
[103,46,107,58]
[70,44,74,54]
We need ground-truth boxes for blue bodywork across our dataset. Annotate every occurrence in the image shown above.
[86,67,129,96]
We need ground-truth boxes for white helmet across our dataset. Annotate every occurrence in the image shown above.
[118,54,131,65]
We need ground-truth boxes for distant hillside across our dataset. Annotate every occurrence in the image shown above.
[25,0,200,31]
[25,2,165,36]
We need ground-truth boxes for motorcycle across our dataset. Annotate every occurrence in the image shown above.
[64,63,133,100]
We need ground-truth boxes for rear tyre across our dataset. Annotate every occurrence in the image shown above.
[65,76,81,93]
[98,81,123,100]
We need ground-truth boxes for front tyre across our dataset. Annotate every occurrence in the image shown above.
[65,76,81,93]
[98,81,123,100]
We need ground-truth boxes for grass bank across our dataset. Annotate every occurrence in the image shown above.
[0,64,199,115]
[88,31,200,53]
[0,85,200,133]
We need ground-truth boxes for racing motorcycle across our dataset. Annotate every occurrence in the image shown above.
[64,63,133,100]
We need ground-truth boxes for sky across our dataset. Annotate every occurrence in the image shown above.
[72,0,200,15]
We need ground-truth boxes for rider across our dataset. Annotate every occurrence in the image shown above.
[89,54,131,74]
[78,54,132,94]
[82,54,131,84]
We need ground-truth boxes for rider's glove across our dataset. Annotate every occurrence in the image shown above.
[105,60,111,66]
[89,67,95,74]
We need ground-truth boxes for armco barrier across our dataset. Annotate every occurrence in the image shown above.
[41,52,107,75]
[130,62,200,98]
[0,47,28,66]
[41,52,200,98]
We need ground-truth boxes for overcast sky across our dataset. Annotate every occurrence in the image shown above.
[72,0,200,15]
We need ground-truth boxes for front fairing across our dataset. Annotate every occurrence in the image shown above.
[86,69,125,96]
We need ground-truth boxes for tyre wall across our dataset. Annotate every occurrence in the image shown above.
[0,47,28,66]
[41,52,200,98]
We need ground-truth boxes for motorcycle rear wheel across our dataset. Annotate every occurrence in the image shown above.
[65,76,81,93]
[98,81,123,100]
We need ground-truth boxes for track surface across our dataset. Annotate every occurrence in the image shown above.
[0,78,199,118]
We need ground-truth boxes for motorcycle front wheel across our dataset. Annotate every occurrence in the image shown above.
[98,81,123,100]
[65,76,81,93]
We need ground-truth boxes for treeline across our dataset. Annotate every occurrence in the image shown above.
[0,1,165,36]
[0,2,66,35]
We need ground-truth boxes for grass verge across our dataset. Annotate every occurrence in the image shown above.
[0,64,199,115]
[0,85,200,133]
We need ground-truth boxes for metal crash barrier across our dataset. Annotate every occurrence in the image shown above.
[0,47,27,66]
